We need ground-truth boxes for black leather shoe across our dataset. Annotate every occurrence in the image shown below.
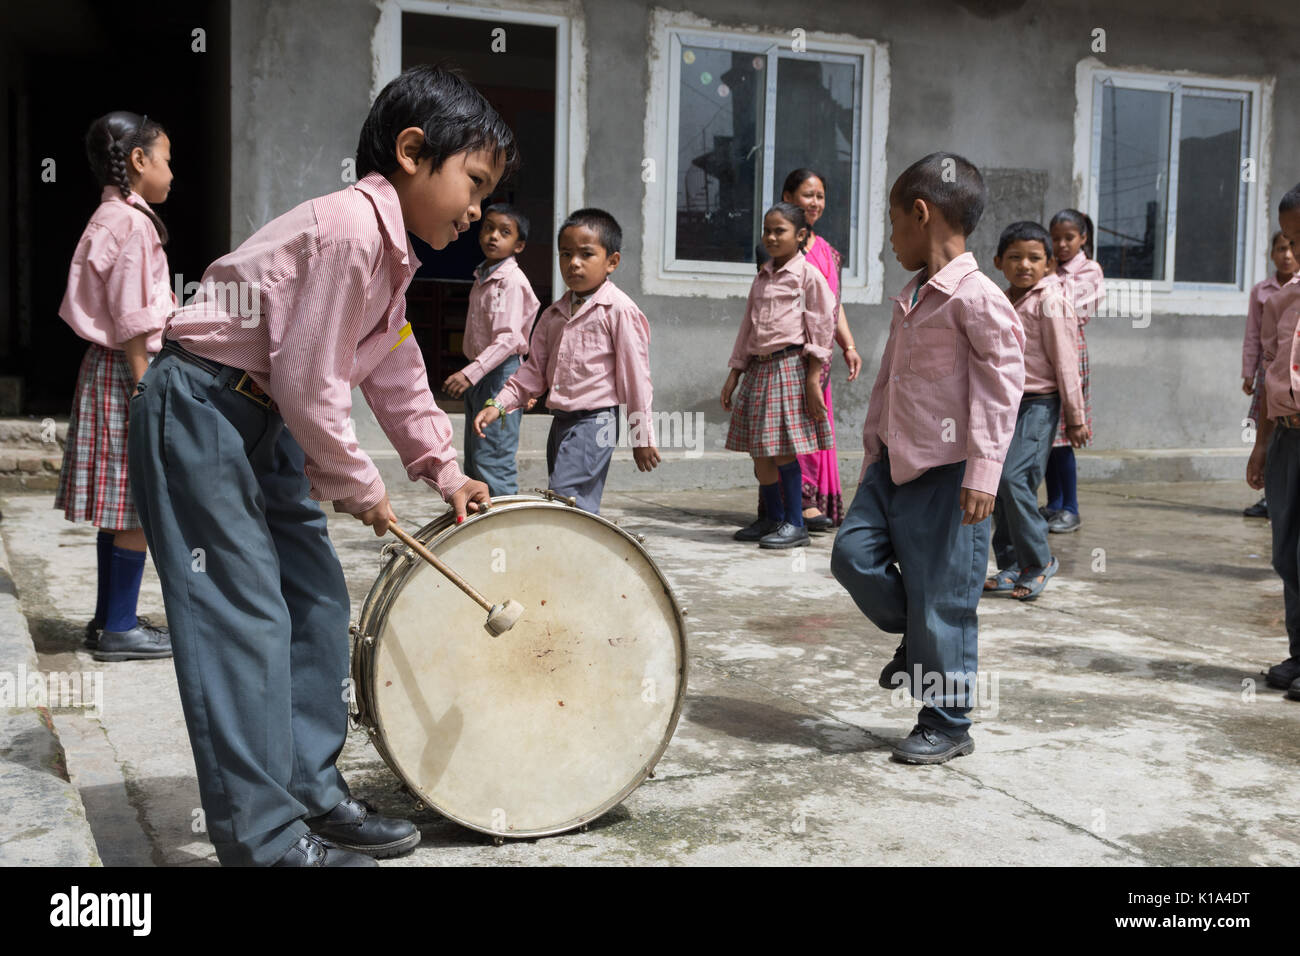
[272,834,378,867]
[1288,677,1300,702]
[1266,657,1300,690]
[84,617,104,650]
[805,513,834,532]
[878,640,907,689]
[758,521,810,549]
[93,619,172,662]
[306,797,420,858]
[1243,498,1268,518]
[734,518,780,541]
[1048,511,1081,533]
[890,724,974,764]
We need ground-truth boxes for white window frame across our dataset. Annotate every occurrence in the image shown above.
[371,0,586,299]
[1073,58,1273,316]
[642,8,889,303]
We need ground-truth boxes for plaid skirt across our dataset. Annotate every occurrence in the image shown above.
[1053,328,1092,447]
[1247,361,1266,424]
[55,344,140,530]
[726,350,834,457]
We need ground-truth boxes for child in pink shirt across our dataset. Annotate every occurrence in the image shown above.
[474,208,659,513]
[830,152,1025,765]
[723,201,836,549]
[984,221,1088,601]
[1240,230,1297,518]
[55,110,174,663]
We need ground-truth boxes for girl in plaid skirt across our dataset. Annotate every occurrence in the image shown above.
[722,203,837,550]
[55,111,174,661]
[1044,209,1105,534]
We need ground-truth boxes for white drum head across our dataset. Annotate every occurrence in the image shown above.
[367,502,685,838]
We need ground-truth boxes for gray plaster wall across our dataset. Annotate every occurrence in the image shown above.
[226,0,1300,479]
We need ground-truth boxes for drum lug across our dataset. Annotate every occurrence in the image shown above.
[534,488,578,508]
[380,540,415,567]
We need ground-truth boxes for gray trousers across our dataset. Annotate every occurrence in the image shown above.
[546,406,617,513]
[992,393,1060,572]
[127,351,349,866]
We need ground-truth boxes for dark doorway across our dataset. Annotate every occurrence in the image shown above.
[401,12,555,409]
[0,0,229,416]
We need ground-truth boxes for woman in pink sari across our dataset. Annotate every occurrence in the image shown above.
[758,169,862,527]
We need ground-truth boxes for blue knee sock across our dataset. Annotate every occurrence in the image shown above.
[759,481,785,524]
[1057,447,1079,514]
[105,545,146,633]
[94,531,114,622]
[777,461,804,528]
[1045,448,1065,511]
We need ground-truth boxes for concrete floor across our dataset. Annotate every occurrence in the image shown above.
[2,478,1297,866]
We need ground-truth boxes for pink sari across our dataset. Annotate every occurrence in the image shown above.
[797,236,844,523]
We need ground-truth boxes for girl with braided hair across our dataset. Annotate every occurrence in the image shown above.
[55,110,174,662]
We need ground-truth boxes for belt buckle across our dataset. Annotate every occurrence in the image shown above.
[233,372,273,409]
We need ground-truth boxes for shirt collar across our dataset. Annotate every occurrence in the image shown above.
[475,256,514,282]
[355,172,414,268]
[894,251,979,306]
[760,251,806,277]
[1059,251,1090,274]
[565,278,616,319]
[100,185,155,216]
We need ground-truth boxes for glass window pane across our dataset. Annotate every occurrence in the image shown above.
[773,57,858,267]
[1174,93,1244,283]
[674,45,766,263]
[1096,85,1172,281]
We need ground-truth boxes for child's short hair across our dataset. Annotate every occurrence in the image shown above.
[1271,229,1287,251]
[485,202,529,242]
[889,152,986,237]
[84,110,169,243]
[355,64,520,181]
[1050,208,1095,259]
[765,201,810,252]
[996,221,1052,259]
[1280,184,1300,215]
[558,208,622,256]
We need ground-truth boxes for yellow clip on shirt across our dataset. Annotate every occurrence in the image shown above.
[390,322,413,351]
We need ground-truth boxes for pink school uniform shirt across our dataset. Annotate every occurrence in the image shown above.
[493,279,655,445]
[60,187,172,353]
[1055,252,1104,325]
[165,172,467,513]
[728,251,836,370]
[1242,274,1285,379]
[1259,276,1300,419]
[461,255,540,384]
[860,252,1026,496]
[1015,274,1085,426]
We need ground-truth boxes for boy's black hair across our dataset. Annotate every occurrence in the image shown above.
[85,110,169,243]
[484,202,529,242]
[781,167,827,199]
[996,221,1053,259]
[1280,184,1300,215]
[1271,229,1286,250]
[558,208,622,256]
[765,202,810,253]
[889,152,986,237]
[1050,208,1095,259]
[355,64,520,180]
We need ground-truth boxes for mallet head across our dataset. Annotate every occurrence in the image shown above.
[485,600,524,635]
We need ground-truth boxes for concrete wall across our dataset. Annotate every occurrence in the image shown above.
[226,0,1300,482]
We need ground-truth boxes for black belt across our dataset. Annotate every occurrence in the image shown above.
[161,340,277,411]
[752,344,802,363]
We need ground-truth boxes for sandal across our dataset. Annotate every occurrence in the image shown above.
[1013,556,1059,601]
[984,564,1020,592]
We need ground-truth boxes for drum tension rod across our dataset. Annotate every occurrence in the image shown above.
[535,488,578,507]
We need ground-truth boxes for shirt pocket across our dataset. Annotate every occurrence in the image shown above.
[908,327,958,382]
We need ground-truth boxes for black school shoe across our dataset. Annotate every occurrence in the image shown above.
[306,797,421,858]
[890,724,975,764]
[1243,498,1268,518]
[1048,511,1081,533]
[805,513,834,532]
[83,617,104,650]
[758,522,810,549]
[878,640,907,689]
[1265,657,1300,690]
[272,834,377,867]
[1288,677,1300,702]
[734,518,780,542]
[93,619,172,662]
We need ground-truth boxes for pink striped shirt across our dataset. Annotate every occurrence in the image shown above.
[728,252,836,370]
[461,255,540,385]
[860,252,1026,496]
[1243,274,1285,378]
[1055,252,1105,326]
[1015,274,1085,426]
[165,172,466,513]
[494,280,655,445]
[60,187,172,352]
[1259,276,1300,418]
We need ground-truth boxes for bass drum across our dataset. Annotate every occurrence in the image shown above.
[351,495,687,840]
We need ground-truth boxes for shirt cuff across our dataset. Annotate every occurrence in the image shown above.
[430,460,470,501]
[462,360,486,386]
[115,305,164,344]
[961,456,1003,496]
[802,342,833,364]
[330,475,388,515]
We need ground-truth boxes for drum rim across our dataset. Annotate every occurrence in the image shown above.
[352,494,689,839]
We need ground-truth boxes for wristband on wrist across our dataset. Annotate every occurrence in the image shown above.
[483,397,508,423]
